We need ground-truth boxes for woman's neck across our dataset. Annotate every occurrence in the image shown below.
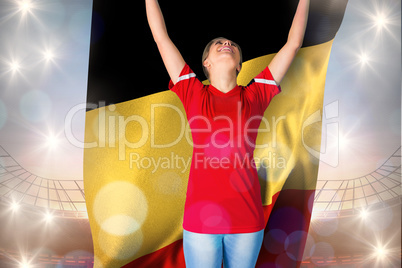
[209,67,238,93]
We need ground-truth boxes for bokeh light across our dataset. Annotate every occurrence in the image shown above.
[284,231,309,261]
[310,242,335,266]
[264,229,287,255]
[93,181,148,236]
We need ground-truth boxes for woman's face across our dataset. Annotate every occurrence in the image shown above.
[205,38,241,72]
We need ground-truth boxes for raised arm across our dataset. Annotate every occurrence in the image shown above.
[268,0,310,85]
[146,0,185,84]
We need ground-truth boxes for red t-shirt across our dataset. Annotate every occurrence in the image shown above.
[169,64,281,234]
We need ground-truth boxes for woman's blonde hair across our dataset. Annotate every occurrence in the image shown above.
[201,37,243,80]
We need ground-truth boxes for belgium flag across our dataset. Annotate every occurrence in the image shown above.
[84,0,348,267]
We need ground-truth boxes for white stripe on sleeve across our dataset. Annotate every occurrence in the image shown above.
[254,78,277,86]
[177,73,196,83]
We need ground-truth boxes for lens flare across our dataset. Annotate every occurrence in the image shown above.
[359,53,369,65]
[360,209,369,220]
[43,50,54,61]
[18,0,32,13]
[375,14,387,28]
[10,61,21,72]
[11,201,20,212]
[44,211,54,223]
[374,245,388,258]
[45,133,60,149]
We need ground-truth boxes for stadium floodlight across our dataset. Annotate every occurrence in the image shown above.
[375,14,387,28]
[19,259,32,268]
[374,245,388,259]
[42,48,56,62]
[359,209,369,220]
[46,133,59,149]
[10,61,20,72]
[44,50,54,61]
[45,211,54,223]
[18,0,32,13]
[359,53,370,65]
[11,201,20,212]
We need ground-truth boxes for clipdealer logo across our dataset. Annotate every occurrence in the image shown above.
[64,101,286,159]
[128,151,287,174]
[64,100,339,168]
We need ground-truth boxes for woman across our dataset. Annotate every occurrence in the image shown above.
[145,0,309,267]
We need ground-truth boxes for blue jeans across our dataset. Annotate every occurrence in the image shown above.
[183,229,264,268]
